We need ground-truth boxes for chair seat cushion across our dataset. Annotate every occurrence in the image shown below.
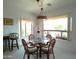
[28,47,37,52]
[41,47,48,52]
[43,45,49,48]
[41,47,52,53]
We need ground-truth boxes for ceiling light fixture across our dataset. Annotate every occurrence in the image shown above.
[36,0,47,19]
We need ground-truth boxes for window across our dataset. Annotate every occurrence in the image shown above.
[43,15,72,40]
[26,22,32,36]
[43,16,68,30]
[20,19,32,37]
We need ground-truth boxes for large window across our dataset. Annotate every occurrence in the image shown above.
[20,20,32,37]
[43,16,71,40]
[43,17,68,30]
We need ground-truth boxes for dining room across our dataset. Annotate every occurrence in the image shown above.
[3,0,76,59]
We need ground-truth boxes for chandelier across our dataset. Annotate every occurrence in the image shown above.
[36,0,47,19]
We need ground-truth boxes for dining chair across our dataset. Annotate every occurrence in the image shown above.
[46,34,52,41]
[28,34,35,45]
[28,34,35,40]
[9,33,19,51]
[22,39,38,59]
[41,39,56,59]
[51,39,56,59]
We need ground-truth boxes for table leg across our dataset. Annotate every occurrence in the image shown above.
[39,44,41,57]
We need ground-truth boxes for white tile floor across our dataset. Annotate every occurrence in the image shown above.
[3,39,76,59]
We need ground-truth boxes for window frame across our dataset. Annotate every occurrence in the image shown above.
[43,15,72,40]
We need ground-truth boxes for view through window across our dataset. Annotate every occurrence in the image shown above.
[43,16,69,40]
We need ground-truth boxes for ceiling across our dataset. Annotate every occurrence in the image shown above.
[4,0,75,16]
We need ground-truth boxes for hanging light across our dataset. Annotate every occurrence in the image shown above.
[37,7,47,19]
[36,0,47,19]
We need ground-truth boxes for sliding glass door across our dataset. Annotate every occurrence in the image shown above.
[20,19,32,37]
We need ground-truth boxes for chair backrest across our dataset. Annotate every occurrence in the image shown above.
[46,34,52,40]
[9,33,19,39]
[28,34,35,40]
[48,39,56,52]
[22,39,28,51]
[51,39,56,48]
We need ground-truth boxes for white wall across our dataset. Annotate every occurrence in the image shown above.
[3,7,36,36]
[3,0,36,36]
[3,19,19,35]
